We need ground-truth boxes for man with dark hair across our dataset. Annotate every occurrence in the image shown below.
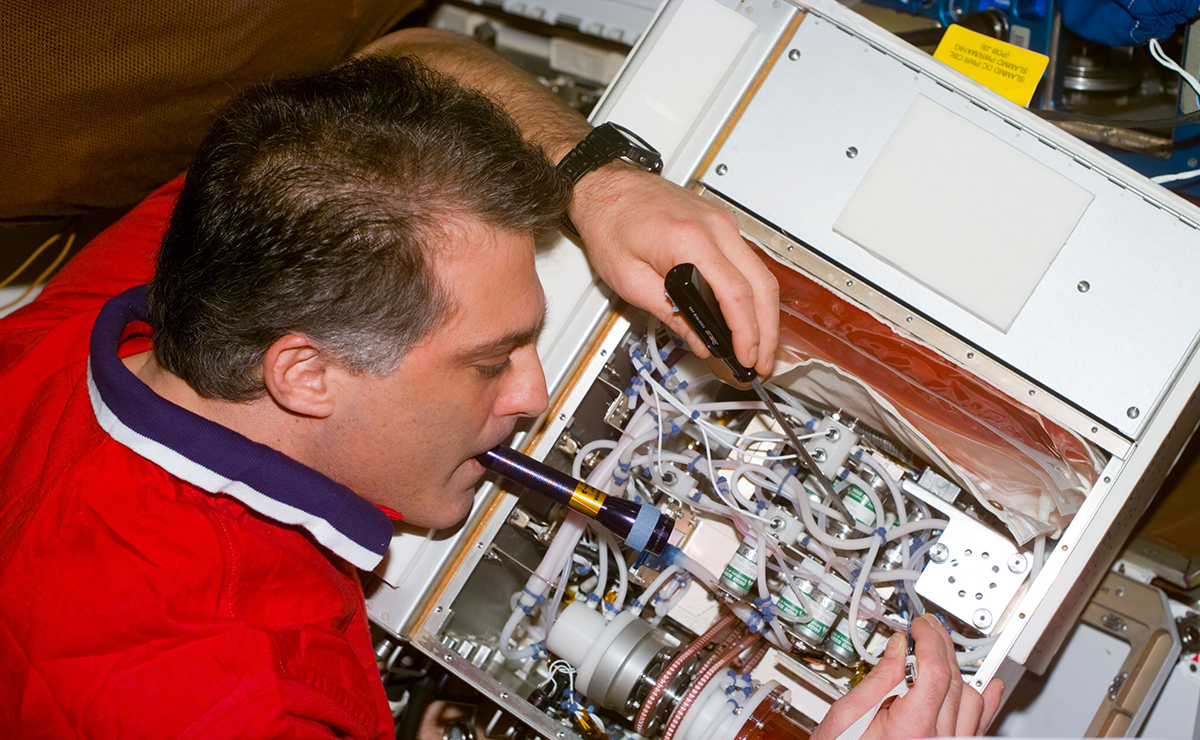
[0,36,996,740]
[0,53,574,736]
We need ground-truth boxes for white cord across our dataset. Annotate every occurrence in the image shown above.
[1152,168,1200,184]
[1149,38,1200,109]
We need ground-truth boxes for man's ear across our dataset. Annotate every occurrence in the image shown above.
[262,334,341,418]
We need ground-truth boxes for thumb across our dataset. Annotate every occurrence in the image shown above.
[815,633,907,739]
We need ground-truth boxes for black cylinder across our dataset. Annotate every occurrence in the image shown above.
[477,445,673,555]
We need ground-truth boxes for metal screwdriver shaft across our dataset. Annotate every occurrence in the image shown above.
[664,263,854,525]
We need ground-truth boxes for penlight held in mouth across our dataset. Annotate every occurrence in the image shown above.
[477,445,674,555]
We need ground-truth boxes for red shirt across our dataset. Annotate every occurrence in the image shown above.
[0,177,396,738]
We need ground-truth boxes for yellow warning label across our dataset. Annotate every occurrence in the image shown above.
[570,482,605,517]
[934,25,1048,107]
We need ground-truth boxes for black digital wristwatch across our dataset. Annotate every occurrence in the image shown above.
[557,122,663,234]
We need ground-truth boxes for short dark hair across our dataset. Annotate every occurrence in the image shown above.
[149,55,570,402]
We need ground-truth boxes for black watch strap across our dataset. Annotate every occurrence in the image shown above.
[557,122,663,235]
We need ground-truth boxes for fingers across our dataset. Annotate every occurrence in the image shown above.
[685,222,779,377]
[719,237,780,377]
[932,618,965,737]
[977,678,1004,733]
[811,633,908,740]
[568,167,779,380]
[896,615,955,736]
[954,676,1003,736]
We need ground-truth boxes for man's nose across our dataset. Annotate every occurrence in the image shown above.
[496,344,548,419]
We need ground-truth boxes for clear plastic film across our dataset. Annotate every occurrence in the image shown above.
[764,257,1103,542]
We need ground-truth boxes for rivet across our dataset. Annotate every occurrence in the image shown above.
[788,49,801,61]
[846,146,858,159]
[967,351,974,359]
[715,164,729,176]
[1127,406,1140,419]
[929,543,949,563]
[1077,281,1090,293]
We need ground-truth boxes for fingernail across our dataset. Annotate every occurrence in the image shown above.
[885,632,904,659]
[747,345,759,369]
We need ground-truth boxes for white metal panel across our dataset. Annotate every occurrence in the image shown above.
[702,6,1200,439]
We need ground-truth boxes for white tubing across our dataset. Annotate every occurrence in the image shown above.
[633,565,680,617]
[847,535,883,664]
[591,532,609,609]
[603,529,629,614]
[572,439,617,480]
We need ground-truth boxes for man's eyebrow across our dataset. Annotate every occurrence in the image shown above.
[458,313,545,362]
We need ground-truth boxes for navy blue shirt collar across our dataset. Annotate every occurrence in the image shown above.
[87,285,392,570]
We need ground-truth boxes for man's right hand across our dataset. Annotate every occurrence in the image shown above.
[812,615,1003,740]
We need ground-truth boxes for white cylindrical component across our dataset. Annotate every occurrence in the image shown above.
[546,601,607,667]
[548,605,675,713]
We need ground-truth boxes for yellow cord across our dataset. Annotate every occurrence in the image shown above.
[0,233,75,312]
[0,233,59,290]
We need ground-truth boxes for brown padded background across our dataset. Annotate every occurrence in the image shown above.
[1,1,422,223]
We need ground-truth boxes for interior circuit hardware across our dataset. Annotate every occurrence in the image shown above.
[430,311,1069,740]
[478,445,674,554]
[664,262,857,525]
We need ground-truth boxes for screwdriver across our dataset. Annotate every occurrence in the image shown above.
[664,263,854,525]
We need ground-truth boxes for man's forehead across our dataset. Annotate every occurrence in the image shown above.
[423,221,545,356]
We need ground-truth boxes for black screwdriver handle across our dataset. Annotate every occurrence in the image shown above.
[664,263,757,384]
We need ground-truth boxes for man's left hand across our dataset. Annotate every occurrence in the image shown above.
[570,164,780,378]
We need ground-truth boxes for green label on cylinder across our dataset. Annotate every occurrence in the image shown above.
[843,485,876,526]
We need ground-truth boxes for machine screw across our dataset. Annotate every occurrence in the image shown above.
[929,543,949,563]
[1007,553,1027,574]
[1127,407,1140,419]
[826,428,841,441]
[846,146,858,158]
[811,448,828,463]
[1077,281,1090,293]
[715,164,728,175]
[789,49,801,61]
[972,609,993,629]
